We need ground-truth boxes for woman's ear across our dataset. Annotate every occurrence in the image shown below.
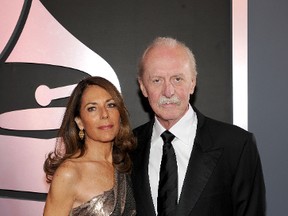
[74,117,83,130]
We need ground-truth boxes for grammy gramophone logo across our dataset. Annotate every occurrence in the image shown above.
[0,0,120,194]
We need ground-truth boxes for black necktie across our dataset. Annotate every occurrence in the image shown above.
[157,130,178,216]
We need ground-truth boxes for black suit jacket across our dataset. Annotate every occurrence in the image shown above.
[131,109,266,216]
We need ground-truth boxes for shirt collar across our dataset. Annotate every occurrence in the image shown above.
[153,105,197,145]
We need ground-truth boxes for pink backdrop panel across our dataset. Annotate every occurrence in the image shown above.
[0,135,53,192]
[0,198,45,216]
[0,0,23,53]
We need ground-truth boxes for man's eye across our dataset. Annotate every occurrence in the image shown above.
[172,77,183,84]
[152,79,161,83]
[175,77,182,82]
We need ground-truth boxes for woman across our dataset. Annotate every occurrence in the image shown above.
[43,76,136,215]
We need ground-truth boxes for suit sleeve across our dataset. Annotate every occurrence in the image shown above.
[232,134,266,216]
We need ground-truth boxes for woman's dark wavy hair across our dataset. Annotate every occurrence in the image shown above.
[44,76,136,183]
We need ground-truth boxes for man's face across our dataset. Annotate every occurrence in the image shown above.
[139,45,196,129]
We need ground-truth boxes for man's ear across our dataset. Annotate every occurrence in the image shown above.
[189,77,197,94]
[74,117,83,130]
[138,78,148,98]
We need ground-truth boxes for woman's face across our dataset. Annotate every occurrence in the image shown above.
[75,85,120,144]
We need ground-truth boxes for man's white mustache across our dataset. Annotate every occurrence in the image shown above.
[158,96,181,105]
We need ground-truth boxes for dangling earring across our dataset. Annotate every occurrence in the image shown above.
[79,129,85,140]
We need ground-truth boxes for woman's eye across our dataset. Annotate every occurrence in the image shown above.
[107,103,117,108]
[87,107,96,112]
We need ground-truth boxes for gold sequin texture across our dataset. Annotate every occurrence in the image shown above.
[70,171,136,216]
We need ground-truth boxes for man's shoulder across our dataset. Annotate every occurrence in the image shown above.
[195,109,254,145]
[195,108,248,134]
[199,115,256,151]
[204,116,250,136]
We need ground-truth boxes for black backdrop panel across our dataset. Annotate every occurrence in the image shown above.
[41,0,232,127]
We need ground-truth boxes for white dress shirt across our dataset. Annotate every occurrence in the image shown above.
[148,105,198,210]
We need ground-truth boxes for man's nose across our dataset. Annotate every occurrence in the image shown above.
[163,81,175,98]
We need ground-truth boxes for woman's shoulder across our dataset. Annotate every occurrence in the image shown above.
[53,159,81,186]
[46,159,82,207]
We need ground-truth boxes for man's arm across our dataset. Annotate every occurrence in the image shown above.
[232,134,266,216]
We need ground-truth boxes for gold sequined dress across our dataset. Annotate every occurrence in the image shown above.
[70,171,136,216]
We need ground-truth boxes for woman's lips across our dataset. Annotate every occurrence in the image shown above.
[98,124,113,130]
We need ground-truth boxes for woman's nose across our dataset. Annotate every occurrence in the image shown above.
[100,108,109,119]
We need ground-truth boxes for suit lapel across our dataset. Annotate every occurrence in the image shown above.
[177,144,222,215]
[176,110,223,215]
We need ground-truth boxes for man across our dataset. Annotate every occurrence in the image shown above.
[131,37,266,216]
